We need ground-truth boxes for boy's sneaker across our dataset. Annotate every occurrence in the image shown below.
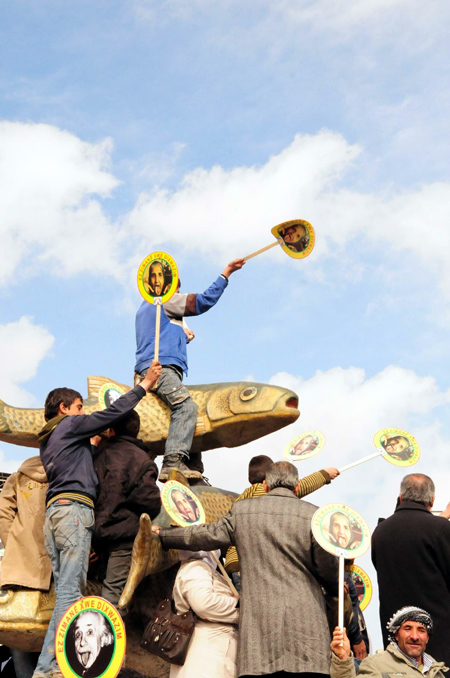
[158,454,202,482]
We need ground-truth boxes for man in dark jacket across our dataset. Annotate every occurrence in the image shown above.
[372,473,450,666]
[33,360,161,678]
[93,410,161,608]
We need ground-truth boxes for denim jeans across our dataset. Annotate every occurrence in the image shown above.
[33,500,94,676]
[141,365,198,460]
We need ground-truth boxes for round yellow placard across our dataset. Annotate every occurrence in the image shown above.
[98,383,126,410]
[271,219,315,259]
[374,428,420,467]
[345,564,373,611]
[284,430,325,461]
[161,480,206,527]
[56,596,126,678]
[137,251,179,304]
[311,503,371,559]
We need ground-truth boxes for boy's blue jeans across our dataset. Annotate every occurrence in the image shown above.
[140,365,198,459]
[33,500,94,676]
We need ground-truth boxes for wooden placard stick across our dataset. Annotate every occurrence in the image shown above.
[243,238,282,261]
[211,551,239,598]
[154,298,162,361]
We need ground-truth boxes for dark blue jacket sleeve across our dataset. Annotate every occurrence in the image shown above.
[69,386,146,439]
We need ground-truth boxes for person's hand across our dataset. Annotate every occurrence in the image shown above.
[183,326,195,342]
[140,361,162,392]
[151,525,161,536]
[344,581,349,595]
[331,627,351,660]
[90,435,102,447]
[352,640,368,659]
[325,467,340,480]
[439,502,450,519]
[222,258,246,278]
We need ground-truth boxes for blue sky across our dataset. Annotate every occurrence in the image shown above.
[1,0,450,650]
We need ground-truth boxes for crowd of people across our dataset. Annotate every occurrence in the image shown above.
[0,259,449,678]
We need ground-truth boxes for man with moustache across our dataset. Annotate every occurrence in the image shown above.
[330,607,447,678]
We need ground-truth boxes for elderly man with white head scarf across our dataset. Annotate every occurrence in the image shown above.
[171,548,239,678]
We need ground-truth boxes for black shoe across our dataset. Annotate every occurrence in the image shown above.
[159,454,203,482]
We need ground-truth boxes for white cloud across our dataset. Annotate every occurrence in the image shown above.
[0,121,123,285]
[0,317,54,406]
[128,131,450,298]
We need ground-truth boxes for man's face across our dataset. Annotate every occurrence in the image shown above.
[330,514,351,548]
[149,263,165,296]
[173,491,196,522]
[395,621,429,659]
[74,612,103,669]
[62,398,84,416]
[385,437,408,456]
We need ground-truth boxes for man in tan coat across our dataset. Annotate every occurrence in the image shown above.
[0,456,51,591]
[330,606,448,678]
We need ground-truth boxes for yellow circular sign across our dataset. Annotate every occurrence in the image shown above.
[55,596,126,678]
[137,251,179,304]
[284,430,325,461]
[161,480,206,527]
[271,219,315,259]
[98,383,126,410]
[311,503,371,559]
[373,428,420,467]
[345,564,373,611]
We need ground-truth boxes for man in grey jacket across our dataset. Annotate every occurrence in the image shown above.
[330,606,448,678]
[153,461,338,678]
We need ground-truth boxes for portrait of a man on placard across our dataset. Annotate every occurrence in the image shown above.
[326,511,362,551]
[66,610,114,678]
[290,433,319,457]
[144,260,173,298]
[170,488,201,524]
[278,223,310,253]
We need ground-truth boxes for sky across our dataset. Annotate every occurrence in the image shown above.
[1,0,450,652]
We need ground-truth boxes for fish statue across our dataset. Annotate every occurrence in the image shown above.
[0,377,299,454]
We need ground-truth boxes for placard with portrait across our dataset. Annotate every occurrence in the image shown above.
[271,219,315,259]
[284,430,325,461]
[311,503,371,559]
[137,251,179,304]
[344,564,372,611]
[98,383,126,410]
[161,480,206,527]
[374,428,420,467]
[56,596,125,678]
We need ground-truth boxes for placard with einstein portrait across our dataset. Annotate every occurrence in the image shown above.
[56,596,126,678]
[161,480,206,527]
[270,219,315,259]
[97,383,126,410]
[311,503,371,559]
[283,430,325,461]
[137,251,179,305]
[344,563,373,611]
[374,427,420,467]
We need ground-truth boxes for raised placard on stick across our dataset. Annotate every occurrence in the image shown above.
[338,428,420,473]
[244,219,315,261]
[283,430,325,461]
[137,251,179,361]
[311,503,371,634]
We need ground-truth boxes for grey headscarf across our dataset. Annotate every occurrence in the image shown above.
[387,606,433,642]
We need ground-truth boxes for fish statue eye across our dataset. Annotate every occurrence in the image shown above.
[240,387,257,401]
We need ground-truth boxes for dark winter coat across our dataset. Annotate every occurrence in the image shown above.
[372,500,450,666]
[93,435,161,550]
